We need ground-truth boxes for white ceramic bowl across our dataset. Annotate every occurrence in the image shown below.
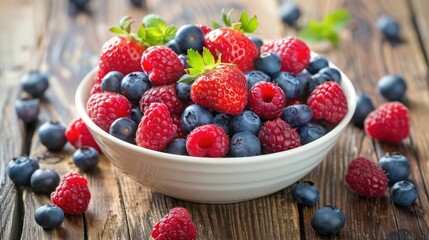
[75,64,356,203]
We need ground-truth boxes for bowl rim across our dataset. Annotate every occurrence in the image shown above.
[75,60,357,165]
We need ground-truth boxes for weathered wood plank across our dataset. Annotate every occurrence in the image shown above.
[409,0,429,69]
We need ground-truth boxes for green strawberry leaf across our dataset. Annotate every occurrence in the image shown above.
[187,49,206,73]
[216,9,259,33]
[109,26,128,35]
[212,21,222,29]
[120,16,132,33]
[143,14,167,29]
[181,48,227,82]
[202,48,215,66]
[243,16,259,33]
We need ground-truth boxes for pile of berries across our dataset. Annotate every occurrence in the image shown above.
[85,11,349,158]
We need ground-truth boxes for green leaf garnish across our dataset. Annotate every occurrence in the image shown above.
[298,8,350,47]
[212,9,259,33]
[179,48,227,83]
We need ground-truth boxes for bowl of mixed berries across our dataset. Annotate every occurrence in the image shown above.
[75,11,356,203]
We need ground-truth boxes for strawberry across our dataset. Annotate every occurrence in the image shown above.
[204,10,259,72]
[183,48,247,115]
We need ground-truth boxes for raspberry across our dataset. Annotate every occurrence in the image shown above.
[65,118,101,152]
[258,118,300,153]
[90,82,101,95]
[171,113,186,139]
[140,84,186,115]
[186,124,229,157]
[141,46,184,85]
[307,81,348,125]
[51,172,91,215]
[261,37,310,74]
[152,207,197,240]
[86,92,132,132]
[136,103,176,151]
[364,102,409,143]
[345,157,388,198]
[248,82,286,120]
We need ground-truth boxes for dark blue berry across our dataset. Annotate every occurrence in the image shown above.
[292,181,320,206]
[308,72,331,93]
[352,92,375,127]
[101,71,123,93]
[68,0,90,10]
[272,72,300,99]
[377,74,407,101]
[306,56,329,74]
[30,169,60,194]
[229,131,261,157]
[213,113,232,134]
[248,36,263,53]
[281,104,312,128]
[378,153,411,183]
[296,72,310,98]
[166,39,181,54]
[38,121,67,152]
[72,147,100,171]
[165,138,188,155]
[377,15,400,39]
[319,67,341,83]
[390,181,418,206]
[109,117,137,144]
[176,81,192,102]
[130,0,145,7]
[181,104,213,133]
[130,107,143,125]
[280,2,301,26]
[121,72,152,105]
[311,206,345,236]
[254,52,282,77]
[15,97,40,123]
[245,70,271,91]
[175,24,205,53]
[178,54,190,69]
[299,122,327,145]
[230,110,262,135]
[34,204,64,230]
[7,156,40,186]
[21,71,49,98]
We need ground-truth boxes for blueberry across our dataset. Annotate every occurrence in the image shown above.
[72,147,100,171]
[30,169,60,194]
[306,56,329,75]
[390,181,418,206]
[254,52,282,77]
[165,138,188,155]
[245,70,271,91]
[34,204,64,230]
[181,104,213,133]
[38,121,67,152]
[175,24,205,53]
[20,71,49,98]
[213,113,232,134]
[281,104,312,128]
[101,71,123,93]
[248,36,263,53]
[130,107,143,125]
[176,81,192,102]
[7,156,40,186]
[377,15,400,39]
[280,2,301,26]
[378,153,411,183]
[68,0,90,10]
[166,39,181,54]
[230,110,262,135]
[308,72,331,93]
[15,97,40,123]
[109,117,137,144]
[352,92,375,127]
[292,181,320,206]
[178,54,190,69]
[311,206,346,236]
[229,131,261,157]
[272,72,300,99]
[319,67,341,83]
[377,74,407,101]
[296,72,310,98]
[299,122,327,145]
[121,71,152,105]
[129,0,145,7]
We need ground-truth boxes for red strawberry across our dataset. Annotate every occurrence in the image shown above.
[152,207,197,240]
[261,37,310,74]
[345,157,388,198]
[364,102,409,143]
[204,10,259,72]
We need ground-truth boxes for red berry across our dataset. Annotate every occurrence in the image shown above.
[152,207,197,240]
[86,92,132,132]
[261,37,310,74]
[258,118,300,153]
[136,103,176,151]
[196,24,212,35]
[65,118,101,152]
[248,82,286,120]
[140,84,186,115]
[186,124,229,157]
[141,46,184,85]
[345,157,388,197]
[171,113,187,139]
[364,102,409,143]
[51,173,91,215]
[90,82,102,95]
[307,81,348,125]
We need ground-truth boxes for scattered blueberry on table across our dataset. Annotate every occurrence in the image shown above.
[72,147,100,171]
[378,153,411,184]
[292,181,320,206]
[38,121,68,152]
[390,181,419,207]
[311,206,346,236]
[280,2,301,26]
[377,74,407,102]
[30,169,60,194]
[34,204,64,230]
[20,71,49,98]
[377,15,400,40]
[351,92,375,127]
[7,155,40,186]
[15,96,40,123]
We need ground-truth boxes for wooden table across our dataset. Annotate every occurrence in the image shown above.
[1,0,429,239]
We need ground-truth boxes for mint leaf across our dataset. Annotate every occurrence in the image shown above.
[143,14,166,29]
[324,9,350,32]
[163,25,177,42]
